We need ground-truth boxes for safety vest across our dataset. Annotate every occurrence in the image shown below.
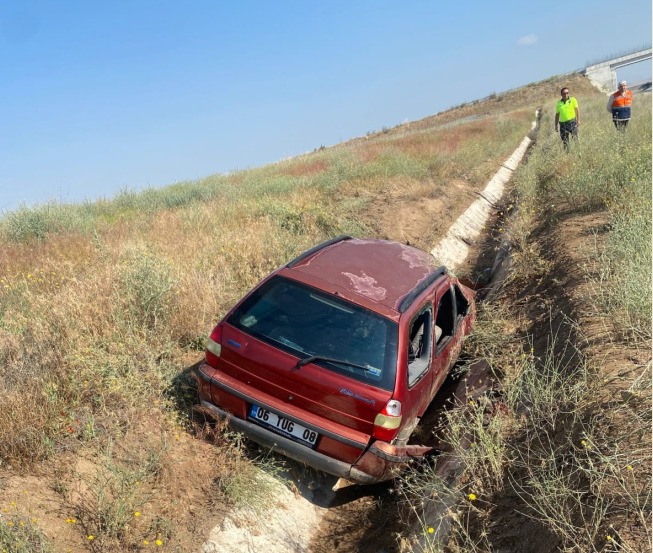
[556,97,578,123]
[610,90,633,108]
[610,90,632,120]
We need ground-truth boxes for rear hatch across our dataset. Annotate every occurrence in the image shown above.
[217,275,398,449]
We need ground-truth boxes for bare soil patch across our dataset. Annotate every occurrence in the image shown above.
[357,178,480,252]
[1,419,225,552]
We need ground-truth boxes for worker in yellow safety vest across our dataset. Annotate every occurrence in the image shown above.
[554,87,580,152]
[607,80,633,131]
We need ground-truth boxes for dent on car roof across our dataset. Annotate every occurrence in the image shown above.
[286,238,442,310]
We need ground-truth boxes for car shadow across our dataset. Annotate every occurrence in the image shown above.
[272,458,394,508]
[166,358,213,427]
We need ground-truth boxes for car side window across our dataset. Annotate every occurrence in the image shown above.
[407,305,432,387]
[435,287,455,351]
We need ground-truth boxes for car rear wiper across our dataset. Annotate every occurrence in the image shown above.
[295,355,376,373]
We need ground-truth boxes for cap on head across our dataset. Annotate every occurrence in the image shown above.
[619,80,627,86]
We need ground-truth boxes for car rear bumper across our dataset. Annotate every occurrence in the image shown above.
[197,364,434,484]
[199,399,382,485]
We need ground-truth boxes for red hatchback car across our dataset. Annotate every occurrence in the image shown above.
[197,236,475,484]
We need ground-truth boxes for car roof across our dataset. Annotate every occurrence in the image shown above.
[278,237,446,316]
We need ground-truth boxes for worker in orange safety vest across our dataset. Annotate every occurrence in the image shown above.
[607,81,633,130]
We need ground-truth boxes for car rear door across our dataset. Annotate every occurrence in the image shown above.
[220,323,392,430]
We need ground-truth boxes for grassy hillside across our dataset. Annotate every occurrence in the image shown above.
[0,72,649,553]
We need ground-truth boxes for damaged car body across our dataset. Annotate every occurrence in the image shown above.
[197,235,475,484]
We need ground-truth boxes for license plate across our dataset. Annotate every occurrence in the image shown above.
[248,404,319,447]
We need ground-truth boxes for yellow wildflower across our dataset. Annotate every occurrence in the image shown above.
[134,511,141,517]
[468,493,477,501]
[427,527,434,534]
[88,535,94,541]
[156,539,163,546]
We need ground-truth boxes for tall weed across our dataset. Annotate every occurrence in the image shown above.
[116,247,175,331]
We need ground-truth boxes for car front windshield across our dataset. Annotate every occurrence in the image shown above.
[227,276,398,391]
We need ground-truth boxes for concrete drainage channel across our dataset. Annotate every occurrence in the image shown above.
[431,114,537,271]
[203,113,540,553]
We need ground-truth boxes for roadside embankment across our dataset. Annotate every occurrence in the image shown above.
[203,115,543,553]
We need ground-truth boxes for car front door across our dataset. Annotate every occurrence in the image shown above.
[430,283,460,398]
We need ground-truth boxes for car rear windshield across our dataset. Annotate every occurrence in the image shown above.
[227,276,398,391]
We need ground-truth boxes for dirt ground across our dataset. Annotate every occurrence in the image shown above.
[360,178,480,253]
[0,413,224,552]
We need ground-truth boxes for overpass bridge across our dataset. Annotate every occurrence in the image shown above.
[584,48,652,91]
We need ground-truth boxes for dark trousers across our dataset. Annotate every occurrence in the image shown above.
[559,119,578,151]
[613,118,629,131]
[612,107,631,131]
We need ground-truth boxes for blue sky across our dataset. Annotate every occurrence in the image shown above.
[1,1,651,213]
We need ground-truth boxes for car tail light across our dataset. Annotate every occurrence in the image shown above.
[205,325,223,367]
[373,399,402,441]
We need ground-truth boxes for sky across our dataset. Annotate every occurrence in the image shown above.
[1,1,651,213]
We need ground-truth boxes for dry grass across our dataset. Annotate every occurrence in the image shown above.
[0,72,615,551]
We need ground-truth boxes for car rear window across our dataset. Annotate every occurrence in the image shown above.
[227,275,398,391]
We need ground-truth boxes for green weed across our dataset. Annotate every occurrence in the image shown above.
[116,247,176,331]
[214,430,287,514]
[0,515,53,553]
